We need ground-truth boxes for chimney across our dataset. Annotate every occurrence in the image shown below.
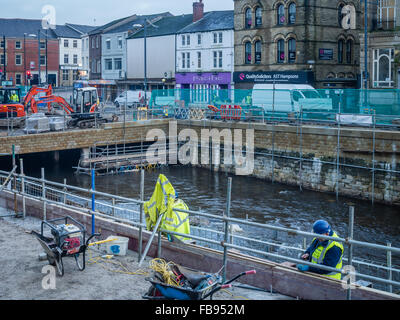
[193,0,204,22]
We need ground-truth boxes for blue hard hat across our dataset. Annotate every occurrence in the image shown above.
[175,191,179,198]
[313,220,331,234]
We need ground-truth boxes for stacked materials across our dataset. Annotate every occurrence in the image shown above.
[24,113,50,134]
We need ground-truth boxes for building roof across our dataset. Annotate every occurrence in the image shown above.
[66,24,98,35]
[0,18,59,39]
[52,25,82,38]
[128,14,194,39]
[177,10,234,34]
[106,12,173,34]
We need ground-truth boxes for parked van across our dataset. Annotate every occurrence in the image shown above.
[114,90,150,108]
[251,84,333,113]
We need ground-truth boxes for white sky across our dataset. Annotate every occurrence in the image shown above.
[3,0,234,26]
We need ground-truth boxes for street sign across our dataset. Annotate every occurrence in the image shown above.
[30,61,35,70]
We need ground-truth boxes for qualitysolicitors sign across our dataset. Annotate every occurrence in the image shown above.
[233,71,314,84]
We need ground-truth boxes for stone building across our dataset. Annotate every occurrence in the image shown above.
[360,0,400,89]
[233,0,362,89]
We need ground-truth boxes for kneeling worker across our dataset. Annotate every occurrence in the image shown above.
[297,220,344,280]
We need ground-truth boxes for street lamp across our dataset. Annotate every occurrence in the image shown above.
[24,33,37,86]
[133,20,158,106]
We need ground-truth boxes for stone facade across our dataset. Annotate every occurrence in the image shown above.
[233,0,362,88]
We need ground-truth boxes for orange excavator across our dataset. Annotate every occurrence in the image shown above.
[0,87,26,119]
[31,87,107,128]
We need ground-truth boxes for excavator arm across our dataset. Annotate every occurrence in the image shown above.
[23,85,53,113]
[32,95,74,115]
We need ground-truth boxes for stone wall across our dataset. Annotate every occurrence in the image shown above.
[178,120,400,205]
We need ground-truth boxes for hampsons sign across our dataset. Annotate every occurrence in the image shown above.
[233,71,314,84]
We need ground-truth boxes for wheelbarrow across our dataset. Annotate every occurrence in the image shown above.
[143,265,256,300]
[31,216,100,276]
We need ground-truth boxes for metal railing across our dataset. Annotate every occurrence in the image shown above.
[0,164,399,298]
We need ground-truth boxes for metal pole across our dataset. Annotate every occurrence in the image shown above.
[347,205,354,300]
[63,178,67,204]
[223,177,232,283]
[3,35,6,80]
[371,110,376,204]
[41,167,46,220]
[144,20,147,105]
[387,242,392,293]
[45,29,48,84]
[138,169,145,262]
[91,169,95,234]
[20,158,25,219]
[12,145,17,215]
[336,102,341,200]
[24,34,26,85]
[138,213,164,267]
[364,0,368,90]
[299,106,303,191]
[38,30,41,86]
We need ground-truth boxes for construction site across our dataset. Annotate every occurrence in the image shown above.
[0,84,400,302]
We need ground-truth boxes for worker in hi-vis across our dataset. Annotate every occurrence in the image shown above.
[297,220,344,280]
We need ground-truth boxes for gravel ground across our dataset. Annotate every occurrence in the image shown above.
[0,209,292,300]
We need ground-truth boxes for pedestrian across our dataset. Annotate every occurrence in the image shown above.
[297,220,344,280]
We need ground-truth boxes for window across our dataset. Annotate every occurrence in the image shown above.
[182,53,186,68]
[40,55,46,66]
[377,0,397,29]
[288,39,296,63]
[373,48,395,87]
[64,54,69,64]
[92,38,95,49]
[63,70,69,81]
[186,35,190,46]
[118,37,123,49]
[64,39,69,48]
[338,3,345,27]
[213,33,218,44]
[213,51,218,68]
[197,34,202,45]
[182,35,186,46]
[186,52,190,68]
[218,51,223,68]
[15,54,22,66]
[219,32,223,43]
[255,41,262,64]
[40,41,46,49]
[346,39,353,64]
[96,36,99,48]
[197,52,201,68]
[73,54,78,65]
[245,8,252,28]
[289,3,296,24]
[0,39,5,49]
[15,74,22,85]
[245,42,252,64]
[15,41,21,49]
[97,60,101,72]
[91,59,96,73]
[105,59,112,70]
[277,39,285,63]
[73,40,78,48]
[114,58,122,70]
[338,39,344,63]
[255,7,262,26]
[0,54,5,65]
[106,39,111,50]
[277,4,285,25]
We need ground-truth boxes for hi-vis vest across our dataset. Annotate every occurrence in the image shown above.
[143,174,191,242]
[311,232,344,280]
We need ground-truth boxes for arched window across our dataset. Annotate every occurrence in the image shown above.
[277,39,285,63]
[255,7,263,26]
[338,39,344,64]
[338,3,345,27]
[245,42,252,64]
[346,39,353,64]
[277,4,285,25]
[289,3,296,24]
[245,8,252,28]
[255,40,262,64]
[288,38,296,63]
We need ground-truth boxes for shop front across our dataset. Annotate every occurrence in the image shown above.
[175,72,232,105]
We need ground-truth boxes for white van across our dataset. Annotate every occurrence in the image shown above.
[251,84,333,113]
[114,90,150,108]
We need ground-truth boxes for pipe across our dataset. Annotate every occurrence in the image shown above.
[91,169,95,234]
[138,213,164,267]
[223,177,232,283]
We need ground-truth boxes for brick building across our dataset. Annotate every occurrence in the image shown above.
[0,18,59,86]
[233,0,362,89]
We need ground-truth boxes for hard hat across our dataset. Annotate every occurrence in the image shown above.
[175,191,179,199]
[313,220,331,235]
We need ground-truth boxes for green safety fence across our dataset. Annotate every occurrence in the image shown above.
[149,88,400,126]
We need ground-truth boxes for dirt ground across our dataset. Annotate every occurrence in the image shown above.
[0,211,292,300]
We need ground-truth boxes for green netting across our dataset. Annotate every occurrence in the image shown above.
[149,88,400,126]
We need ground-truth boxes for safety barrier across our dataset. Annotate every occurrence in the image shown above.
[0,165,399,298]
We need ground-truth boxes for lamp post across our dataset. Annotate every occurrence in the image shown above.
[364,0,368,90]
[25,34,37,86]
[38,29,41,85]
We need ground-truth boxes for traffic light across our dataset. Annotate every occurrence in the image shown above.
[26,71,32,80]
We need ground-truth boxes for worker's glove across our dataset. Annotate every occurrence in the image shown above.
[297,264,310,272]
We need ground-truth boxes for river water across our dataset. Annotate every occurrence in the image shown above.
[4,150,400,286]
